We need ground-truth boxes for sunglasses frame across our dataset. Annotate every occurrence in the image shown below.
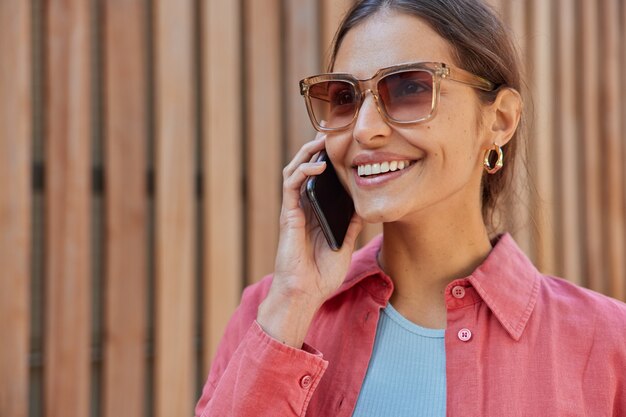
[299,61,497,132]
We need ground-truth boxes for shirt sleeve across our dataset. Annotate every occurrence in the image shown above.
[195,281,329,417]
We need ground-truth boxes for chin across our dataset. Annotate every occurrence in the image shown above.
[354,200,405,224]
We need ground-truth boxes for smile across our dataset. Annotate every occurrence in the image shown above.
[357,160,413,177]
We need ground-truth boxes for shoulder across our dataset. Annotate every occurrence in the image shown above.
[539,274,626,316]
[538,274,626,342]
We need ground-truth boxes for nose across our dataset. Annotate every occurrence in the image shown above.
[352,90,392,146]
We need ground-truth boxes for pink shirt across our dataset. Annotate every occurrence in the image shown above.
[196,234,626,417]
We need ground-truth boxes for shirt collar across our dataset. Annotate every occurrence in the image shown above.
[335,233,541,341]
[465,233,541,341]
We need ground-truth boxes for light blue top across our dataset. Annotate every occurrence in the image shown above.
[351,303,446,417]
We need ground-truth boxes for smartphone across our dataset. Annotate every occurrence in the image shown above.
[302,151,355,250]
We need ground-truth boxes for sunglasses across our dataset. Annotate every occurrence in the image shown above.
[299,61,496,132]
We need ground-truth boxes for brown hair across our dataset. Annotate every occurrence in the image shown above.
[329,0,529,234]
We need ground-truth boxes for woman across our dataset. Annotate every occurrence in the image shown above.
[196,1,626,416]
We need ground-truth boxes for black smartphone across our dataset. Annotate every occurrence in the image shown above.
[302,151,355,250]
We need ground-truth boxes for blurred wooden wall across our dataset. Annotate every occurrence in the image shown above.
[0,0,624,416]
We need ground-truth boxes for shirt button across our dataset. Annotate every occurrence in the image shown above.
[457,328,472,342]
[300,375,312,389]
[451,285,466,299]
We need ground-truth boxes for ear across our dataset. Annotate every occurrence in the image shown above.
[482,87,522,148]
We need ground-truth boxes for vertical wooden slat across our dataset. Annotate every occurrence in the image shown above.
[44,0,91,416]
[0,2,31,417]
[622,0,626,300]
[245,0,282,283]
[202,0,243,372]
[555,0,582,285]
[528,0,557,274]
[320,0,353,70]
[285,0,319,158]
[102,1,147,416]
[580,0,605,292]
[600,0,625,300]
[153,0,196,416]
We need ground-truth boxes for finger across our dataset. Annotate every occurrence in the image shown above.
[282,161,327,211]
[282,133,326,180]
[282,135,325,179]
[340,213,364,251]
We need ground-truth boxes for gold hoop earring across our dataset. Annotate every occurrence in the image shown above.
[483,144,504,174]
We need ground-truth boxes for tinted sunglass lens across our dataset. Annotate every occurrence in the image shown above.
[308,81,357,129]
[378,70,434,122]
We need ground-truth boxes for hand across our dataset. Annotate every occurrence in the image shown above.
[257,132,363,347]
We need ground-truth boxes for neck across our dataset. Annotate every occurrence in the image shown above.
[379,206,493,329]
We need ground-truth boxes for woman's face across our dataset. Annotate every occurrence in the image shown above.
[326,11,494,225]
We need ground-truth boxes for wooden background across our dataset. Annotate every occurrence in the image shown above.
[0,0,625,416]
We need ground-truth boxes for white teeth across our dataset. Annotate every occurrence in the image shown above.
[357,160,412,177]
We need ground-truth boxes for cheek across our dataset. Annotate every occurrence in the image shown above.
[416,126,482,177]
[324,133,351,165]
[324,133,353,186]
